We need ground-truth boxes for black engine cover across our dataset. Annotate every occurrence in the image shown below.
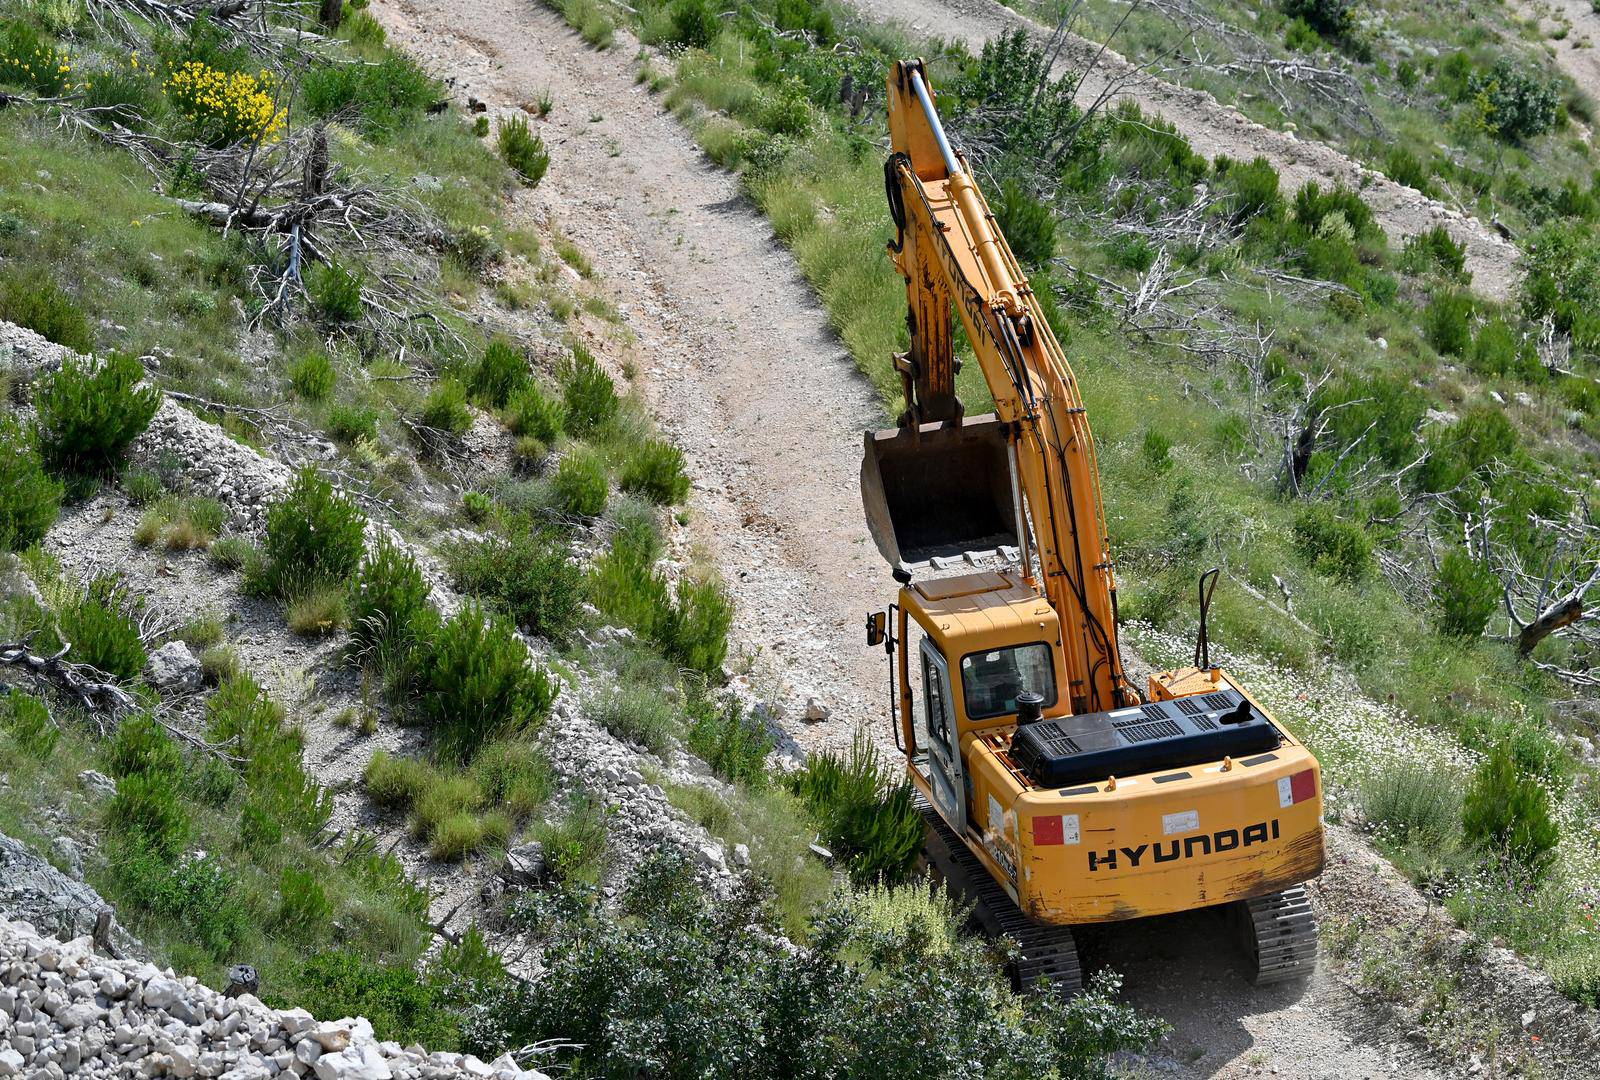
[1010,689,1282,788]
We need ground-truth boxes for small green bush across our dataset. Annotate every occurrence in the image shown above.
[123,470,165,507]
[1400,226,1468,281]
[207,674,332,837]
[686,686,771,787]
[0,417,63,552]
[1422,291,1474,356]
[470,337,529,408]
[553,445,608,517]
[276,951,459,1048]
[1291,504,1371,583]
[1280,0,1353,35]
[1470,56,1561,141]
[559,345,618,435]
[289,351,337,401]
[0,689,58,759]
[1469,318,1519,377]
[105,713,185,779]
[364,750,434,811]
[416,605,558,764]
[0,265,93,352]
[35,352,161,477]
[660,575,733,676]
[507,382,566,444]
[533,798,610,886]
[309,260,364,323]
[57,575,147,679]
[788,732,922,885]
[1217,155,1283,221]
[421,378,473,435]
[300,53,437,136]
[109,843,248,959]
[619,438,689,505]
[497,115,549,187]
[327,404,379,444]
[448,522,583,642]
[665,0,719,48]
[108,771,190,857]
[1463,742,1559,875]
[287,584,349,636]
[1359,760,1463,847]
[275,867,333,939]
[350,534,434,656]
[991,178,1056,268]
[470,740,554,819]
[593,683,679,756]
[256,467,366,597]
[1434,549,1499,638]
[1139,428,1172,471]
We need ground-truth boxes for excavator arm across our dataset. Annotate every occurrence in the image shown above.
[874,59,1131,713]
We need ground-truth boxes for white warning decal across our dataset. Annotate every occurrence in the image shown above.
[1163,810,1200,835]
[1061,813,1081,845]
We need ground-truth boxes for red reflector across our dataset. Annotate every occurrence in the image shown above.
[1033,815,1064,846]
[1291,769,1317,804]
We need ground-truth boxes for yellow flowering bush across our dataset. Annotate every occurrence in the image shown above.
[164,60,285,145]
[0,25,75,95]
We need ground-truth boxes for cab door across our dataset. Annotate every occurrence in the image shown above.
[920,638,966,833]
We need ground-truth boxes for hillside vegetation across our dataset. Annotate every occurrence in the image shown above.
[560,0,1600,1003]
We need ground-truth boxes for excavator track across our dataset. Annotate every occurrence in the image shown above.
[914,793,1083,995]
[1237,885,1319,985]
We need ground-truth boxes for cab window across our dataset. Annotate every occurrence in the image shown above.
[960,643,1057,720]
[922,647,952,747]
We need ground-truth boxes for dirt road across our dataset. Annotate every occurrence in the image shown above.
[1524,0,1600,113]
[365,3,1472,1073]
[845,0,1523,301]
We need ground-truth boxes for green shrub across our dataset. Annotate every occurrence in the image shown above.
[589,519,732,676]
[276,951,459,1049]
[1139,428,1172,471]
[1400,226,1468,281]
[105,713,185,779]
[1217,155,1282,220]
[553,445,608,517]
[497,114,549,187]
[364,750,434,811]
[289,351,337,401]
[108,772,190,857]
[1383,147,1432,195]
[1422,291,1474,356]
[301,53,437,136]
[287,584,349,636]
[327,404,379,444]
[0,689,57,759]
[421,378,473,435]
[660,575,732,676]
[1283,16,1321,52]
[1359,760,1463,847]
[532,798,610,886]
[0,21,75,95]
[275,867,333,939]
[991,179,1056,268]
[1280,0,1353,35]
[1433,548,1499,638]
[507,382,566,443]
[789,732,922,885]
[109,843,248,959]
[665,0,719,48]
[57,575,147,679]
[619,438,689,504]
[350,534,434,656]
[123,470,165,507]
[559,345,618,435]
[686,686,771,787]
[0,418,62,552]
[207,674,332,837]
[470,740,554,819]
[471,337,529,408]
[0,265,93,352]
[1521,221,1600,349]
[1291,504,1371,583]
[1462,742,1559,875]
[448,522,583,642]
[1469,318,1519,377]
[1470,56,1561,141]
[35,352,161,477]
[416,605,558,764]
[256,467,366,597]
[309,260,364,323]
[593,683,679,756]
[1551,951,1600,1010]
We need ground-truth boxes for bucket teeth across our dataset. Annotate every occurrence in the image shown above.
[1240,885,1319,985]
[914,793,1082,995]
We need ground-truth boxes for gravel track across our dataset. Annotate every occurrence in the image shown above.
[844,0,1523,300]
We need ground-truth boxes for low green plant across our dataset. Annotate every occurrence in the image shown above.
[206,674,332,837]
[135,495,228,551]
[559,344,617,435]
[1434,549,1499,638]
[685,685,771,787]
[252,467,365,598]
[1359,760,1463,848]
[592,683,679,756]
[0,417,63,552]
[309,260,365,323]
[300,51,436,136]
[619,438,689,504]
[0,689,58,759]
[35,352,161,477]
[57,575,147,679]
[275,867,334,939]
[1400,226,1468,281]
[447,521,583,642]
[365,751,436,811]
[350,535,434,656]
[289,351,337,401]
[108,842,249,960]
[1291,504,1371,583]
[788,731,922,885]
[471,337,529,408]
[470,740,554,819]
[1139,428,1172,471]
[532,797,609,886]
[498,114,549,187]
[287,584,349,636]
[104,713,185,779]
[327,404,380,444]
[415,605,558,764]
[275,950,461,1049]
[664,0,719,48]
[1422,291,1474,357]
[122,470,165,507]
[1462,742,1559,876]
[552,445,608,517]
[0,265,93,352]
[507,382,566,443]
[421,378,473,435]
[108,771,190,858]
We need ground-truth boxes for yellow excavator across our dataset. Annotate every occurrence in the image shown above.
[861,61,1325,991]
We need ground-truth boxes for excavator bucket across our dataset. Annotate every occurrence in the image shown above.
[860,414,1018,569]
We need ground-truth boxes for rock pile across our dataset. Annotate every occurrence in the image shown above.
[0,918,549,1080]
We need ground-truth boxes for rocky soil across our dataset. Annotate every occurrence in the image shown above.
[846,0,1523,301]
[0,917,549,1080]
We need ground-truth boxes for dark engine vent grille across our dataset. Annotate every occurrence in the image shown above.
[1010,688,1282,788]
[1117,719,1185,743]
